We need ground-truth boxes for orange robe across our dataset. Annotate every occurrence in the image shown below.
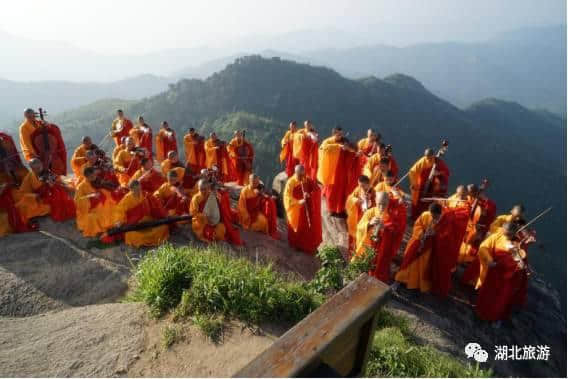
[283,174,322,254]
[476,233,528,321]
[374,182,408,259]
[183,134,206,173]
[204,139,233,182]
[114,192,169,247]
[160,160,197,197]
[292,128,319,180]
[114,149,141,186]
[190,190,242,244]
[227,138,254,186]
[129,124,153,157]
[317,137,359,213]
[155,128,178,163]
[131,168,165,194]
[74,180,114,237]
[408,156,450,220]
[345,186,376,253]
[489,214,514,235]
[19,119,39,161]
[363,153,400,188]
[111,118,133,146]
[280,130,298,177]
[112,144,125,162]
[70,143,89,178]
[154,182,190,217]
[237,184,279,239]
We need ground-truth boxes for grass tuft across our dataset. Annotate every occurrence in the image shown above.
[192,314,225,344]
[161,324,184,350]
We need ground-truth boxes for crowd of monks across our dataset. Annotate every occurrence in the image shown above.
[0,110,539,326]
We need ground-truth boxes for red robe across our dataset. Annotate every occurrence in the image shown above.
[0,187,33,232]
[138,170,166,194]
[286,177,322,254]
[37,179,76,222]
[244,193,280,239]
[113,118,133,146]
[412,158,450,220]
[30,123,67,176]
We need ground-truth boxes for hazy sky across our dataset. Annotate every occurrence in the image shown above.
[0,0,565,54]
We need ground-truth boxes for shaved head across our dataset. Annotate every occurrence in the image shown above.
[294,164,305,176]
[425,148,435,157]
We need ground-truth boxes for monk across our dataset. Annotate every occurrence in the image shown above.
[237,174,279,239]
[345,175,375,254]
[292,120,319,180]
[447,185,468,208]
[318,127,360,216]
[154,170,190,217]
[363,156,392,188]
[374,170,408,257]
[227,130,254,186]
[132,158,166,194]
[16,158,75,223]
[70,136,93,178]
[163,151,199,197]
[111,109,133,147]
[113,137,144,186]
[408,148,450,220]
[112,180,169,247]
[476,223,530,324]
[75,150,99,186]
[204,132,233,182]
[395,203,461,296]
[190,179,242,244]
[183,128,206,172]
[283,164,322,254]
[357,129,381,158]
[489,204,525,235]
[130,116,153,157]
[280,121,299,177]
[355,192,400,282]
[74,167,114,237]
[19,108,40,161]
[155,121,178,163]
[112,136,127,162]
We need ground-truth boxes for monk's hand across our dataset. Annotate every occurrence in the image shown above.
[299,199,306,205]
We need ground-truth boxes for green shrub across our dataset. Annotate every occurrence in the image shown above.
[192,314,225,343]
[309,245,344,293]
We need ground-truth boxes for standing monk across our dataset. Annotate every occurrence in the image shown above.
[345,175,375,254]
[283,164,322,255]
[183,128,206,173]
[395,203,461,296]
[155,121,178,163]
[204,132,233,182]
[408,147,450,220]
[489,204,525,235]
[357,129,381,158]
[292,120,319,180]
[280,121,299,177]
[318,127,360,216]
[74,167,114,237]
[113,137,144,186]
[237,174,279,239]
[16,158,75,223]
[227,130,254,186]
[131,158,166,194]
[355,192,399,282]
[374,170,408,257]
[70,136,93,178]
[447,185,468,208]
[476,223,530,324]
[111,180,169,247]
[130,116,153,158]
[111,110,133,147]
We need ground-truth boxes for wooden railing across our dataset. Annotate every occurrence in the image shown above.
[234,274,391,377]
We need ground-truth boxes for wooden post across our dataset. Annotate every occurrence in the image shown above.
[234,274,391,377]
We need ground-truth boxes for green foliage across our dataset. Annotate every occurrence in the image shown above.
[192,314,225,344]
[130,244,323,323]
[161,324,184,350]
[344,247,376,282]
[366,310,492,378]
[309,245,345,294]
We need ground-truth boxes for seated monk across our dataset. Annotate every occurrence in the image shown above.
[75,150,99,186]
[476,223,531,324]
[395,203,462,296]
[70,136,93,178]
[280,121,299,177]
[112,136,127,162]
[354,192,399,282]
[154,170,190,217]
[74,167,114,237]
[283,164,322,255]
[237,174,279,239]
[345,175,375,254]
[408,147,450,220]
[16,158,75,223]
[111,180,169,247]
[292,120,319,181]
[459,183,497,286]
[131,158,166,194]
[227,130,254,186]
[204,132,233,182]
[161,150,183,176]
[318,127,360,216]
[357,129,381,158]
[183,128,206,173]
[130,116,153,158]
[113,137,144,186]
[111,109,133,147]
[161,151,197,197]
[190,179,242,244]
[489,204,525,235]
[155,121,178,163]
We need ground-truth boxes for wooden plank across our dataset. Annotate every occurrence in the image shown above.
[234,274,391,378]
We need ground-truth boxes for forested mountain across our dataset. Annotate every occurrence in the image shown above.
[42,56,565,298]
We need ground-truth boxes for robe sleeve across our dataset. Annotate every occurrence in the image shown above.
[408,157,425,189]
[237,187,251,227]
[317,141,342,185]
[345,188,361,237]
[283,177,301,232]
[355,208,374,256]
